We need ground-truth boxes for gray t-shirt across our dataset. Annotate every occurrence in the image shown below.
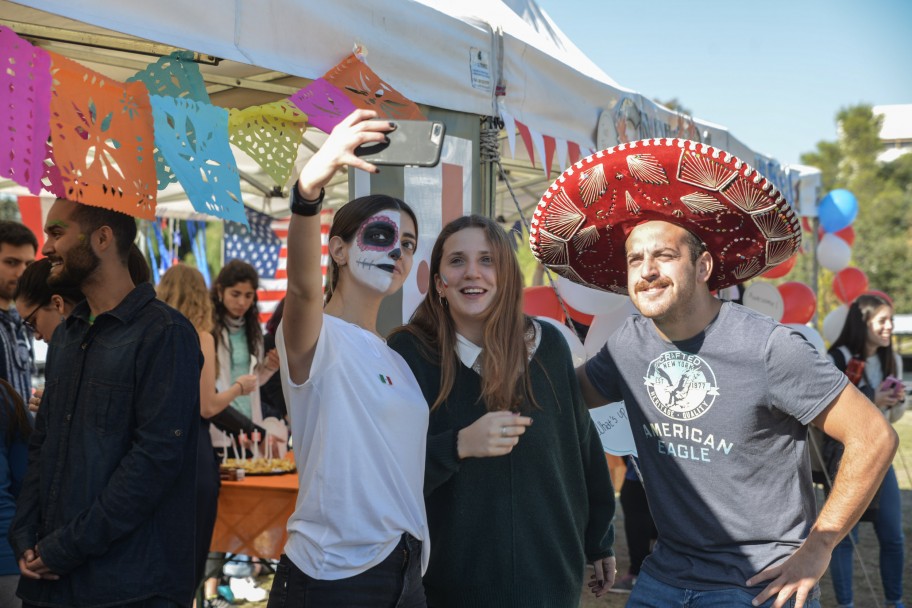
[586,301,847,590]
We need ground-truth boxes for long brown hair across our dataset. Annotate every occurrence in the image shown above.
[211,259,262,356]
[157,265,214,334]
[393,215,536,412]
[831,293,897,378]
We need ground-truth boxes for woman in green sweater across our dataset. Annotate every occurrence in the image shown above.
[388,215,616,607]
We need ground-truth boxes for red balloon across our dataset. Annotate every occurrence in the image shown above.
[762,254,798,279]
[833,267,869,304]
[834,226,855,246]
[523,286,565,322]
[817,224,855,246]
[778,282,816,325]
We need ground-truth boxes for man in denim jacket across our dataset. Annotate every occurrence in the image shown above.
[9,199,202,607]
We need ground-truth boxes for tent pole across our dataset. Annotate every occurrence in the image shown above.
[479,115,501,218]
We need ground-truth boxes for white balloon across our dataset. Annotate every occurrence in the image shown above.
[584,300,639,359]
[822,305,849,344]
[817,233,852,272]
[743,282,784,321]
[785,323,826,355]
[556,276,628,316]
[589,402,637,457]
[535,316,587,367]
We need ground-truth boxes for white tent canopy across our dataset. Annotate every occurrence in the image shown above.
[3,0,802,220]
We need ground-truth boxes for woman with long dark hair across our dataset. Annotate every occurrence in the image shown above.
[826,292,905,608]
[207,259,279,603]
[388,214,616,607]
[208,259,279,453]
[267,109,428,607]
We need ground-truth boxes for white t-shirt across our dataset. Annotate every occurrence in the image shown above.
[276,314,430,580]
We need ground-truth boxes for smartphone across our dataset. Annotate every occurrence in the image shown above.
[881,376,903,396]
[354,120,446,167]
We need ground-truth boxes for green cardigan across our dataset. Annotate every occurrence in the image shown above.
[389,321,615,608]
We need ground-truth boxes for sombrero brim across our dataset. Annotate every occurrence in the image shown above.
[529,138,801,294]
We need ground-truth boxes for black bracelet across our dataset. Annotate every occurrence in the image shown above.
[290,180,325,217]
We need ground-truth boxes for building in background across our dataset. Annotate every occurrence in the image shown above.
[874,104,912,163]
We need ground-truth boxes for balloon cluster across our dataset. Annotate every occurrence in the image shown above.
[739,188,869,348]
[743,281,817,326]
[815,189,873,342]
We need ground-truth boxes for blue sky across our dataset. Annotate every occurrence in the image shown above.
[533,0,912,164]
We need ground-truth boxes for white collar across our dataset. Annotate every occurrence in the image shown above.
[454,320,543,376]
[455,332,483,371]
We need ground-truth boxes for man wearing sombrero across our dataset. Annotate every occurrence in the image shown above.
[530,139,898,608]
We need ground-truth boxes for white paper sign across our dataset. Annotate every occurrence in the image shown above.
[742,281,784,322]
[469,48,492,92]
[589,402,637,456]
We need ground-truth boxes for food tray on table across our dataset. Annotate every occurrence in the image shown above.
[221,457,296,477]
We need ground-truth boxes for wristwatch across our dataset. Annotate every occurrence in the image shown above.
[290,180,324,216]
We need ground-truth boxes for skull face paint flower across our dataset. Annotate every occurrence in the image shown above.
[349,211,415,293]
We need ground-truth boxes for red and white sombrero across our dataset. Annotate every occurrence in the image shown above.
[529,138,801,294]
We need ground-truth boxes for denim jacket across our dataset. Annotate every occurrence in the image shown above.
[9,283,202,608]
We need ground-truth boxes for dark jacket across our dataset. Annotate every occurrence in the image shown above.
[9,283,202,607]
[389,322,615,608]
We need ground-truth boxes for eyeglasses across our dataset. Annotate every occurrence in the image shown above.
[21,303,43,334]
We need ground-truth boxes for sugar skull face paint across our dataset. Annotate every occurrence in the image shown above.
[349,211,416,293]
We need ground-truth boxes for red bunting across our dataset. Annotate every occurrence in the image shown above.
[515,120,534,167]
[543,135,556,180]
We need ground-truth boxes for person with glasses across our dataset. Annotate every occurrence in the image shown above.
[0,222,37,403]
[15,249,151,413]
[15,246,150,344]
[14,259,83,344]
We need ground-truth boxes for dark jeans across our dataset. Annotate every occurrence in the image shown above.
[267,533,425,608]
[627,570,820,608]
[829,465,905,605]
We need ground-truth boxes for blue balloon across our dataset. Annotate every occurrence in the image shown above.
[818,189,858,233]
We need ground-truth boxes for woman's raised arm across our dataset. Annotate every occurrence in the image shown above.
[282,110,392,383]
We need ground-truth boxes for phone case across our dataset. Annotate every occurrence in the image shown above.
[844,358,865,386]
[355,120,446,167]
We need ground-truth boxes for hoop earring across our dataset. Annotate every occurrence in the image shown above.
[438,292,448,308]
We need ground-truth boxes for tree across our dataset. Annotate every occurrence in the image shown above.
[653,98,692,116]
[800,104,912,315]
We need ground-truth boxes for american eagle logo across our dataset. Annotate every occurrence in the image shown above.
[643,351,719,421]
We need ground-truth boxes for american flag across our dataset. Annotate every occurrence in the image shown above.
[224,207,332,324]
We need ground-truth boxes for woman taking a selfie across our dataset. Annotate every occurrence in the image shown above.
[268,109,428,608]
[389,214,616,607]
[826,292,905,608]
